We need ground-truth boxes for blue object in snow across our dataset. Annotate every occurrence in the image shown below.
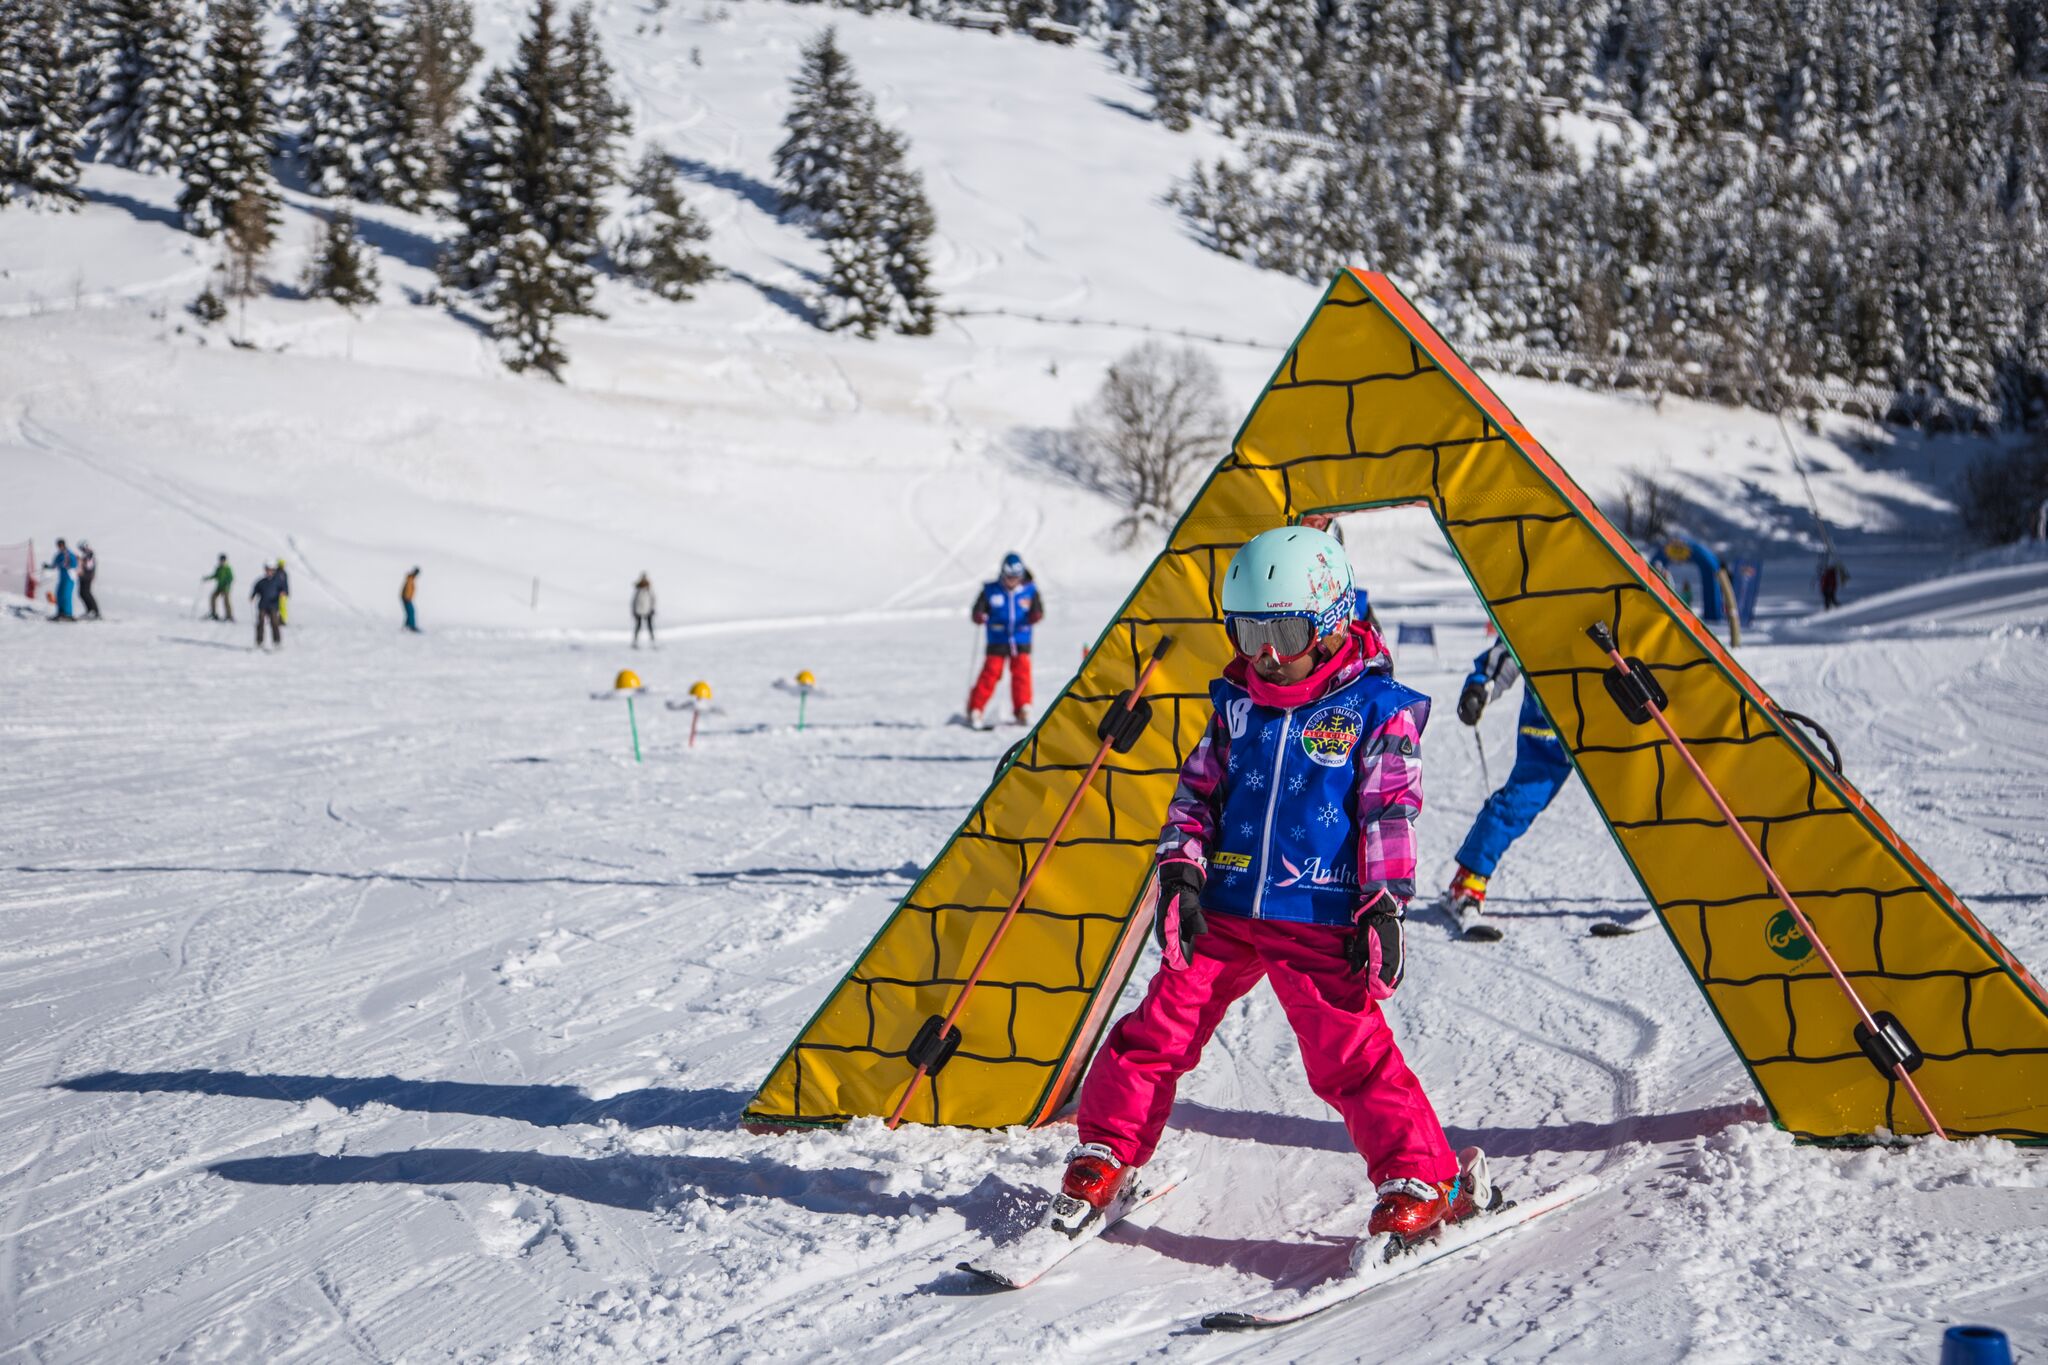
[1940,1326,2012,1365]
[1729,557,1763,627]
[1649,536,1728,621]
[1395,623,1435,645]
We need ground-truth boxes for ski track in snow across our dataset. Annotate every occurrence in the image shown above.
[2,593,2044,1362]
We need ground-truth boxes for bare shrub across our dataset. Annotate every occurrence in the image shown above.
[1069,342,1231,544]
[1608,469,1685,544]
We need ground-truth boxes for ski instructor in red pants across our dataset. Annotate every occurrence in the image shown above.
[966,553,1043,729]
[1050,527,1486,1245]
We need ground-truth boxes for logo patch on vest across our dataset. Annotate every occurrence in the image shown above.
[1300,705,1364,767]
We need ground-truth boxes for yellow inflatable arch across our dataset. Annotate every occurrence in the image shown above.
[745,269,2048,1144]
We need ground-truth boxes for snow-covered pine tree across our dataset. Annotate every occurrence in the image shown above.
[873,126,936,335]
[391,0,479,200]
[76,0,199,172]
[0,0,85,210]
[272,0,328,136]
[490,222,570,375]
[298,0,391,199]
[1129,0,1204,132]
[303,205,379,308]
[773,26,865,227]
[819,185,894,339]
[553,0,630,302]
[440,61,529,294]
[819,112,936,337]
[611,144,714,300]
[442,0,625,369]
[178,0,280,237]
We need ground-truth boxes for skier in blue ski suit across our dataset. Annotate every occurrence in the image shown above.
[43,540,78,621]
[966,553,1044,725]
[1440,639,1574,913]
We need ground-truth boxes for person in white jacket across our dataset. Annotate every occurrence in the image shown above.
[632,574,656,648]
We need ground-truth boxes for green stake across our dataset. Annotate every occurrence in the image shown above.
[797,688,808,732]
[627,694,642,763]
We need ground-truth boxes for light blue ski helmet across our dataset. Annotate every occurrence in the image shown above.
[1221,527,1355,637]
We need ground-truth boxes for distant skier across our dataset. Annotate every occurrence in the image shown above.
[250,563,285,649]
[76,542,100,619]
[632,573,655,648]
[42,539,78,621]
[204,554,234,621]
[966,553,1043,728]
[1046,527,1487,1247]
[1433,636,1573,940]
[1818,558,1847,610]
[402,567,420,632]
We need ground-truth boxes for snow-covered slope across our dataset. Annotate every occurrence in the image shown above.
[3,3,2045,1361]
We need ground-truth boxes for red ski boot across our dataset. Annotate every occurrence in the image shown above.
[1365,1148,1494,1247]
[1047,1142,1135,1237]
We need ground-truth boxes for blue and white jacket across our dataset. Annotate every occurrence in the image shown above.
[1160,624,1429,927]
[973,577,1042,650]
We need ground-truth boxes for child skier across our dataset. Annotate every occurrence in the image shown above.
[966,553,1043,728]
[1052,527,1486,1245]
[1434,635,1574,939]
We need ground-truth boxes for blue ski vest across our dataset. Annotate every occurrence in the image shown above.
[1202,668,1429,926]
[979,580,1039,648]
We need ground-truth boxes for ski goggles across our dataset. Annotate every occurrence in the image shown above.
[1224,611,1321,662]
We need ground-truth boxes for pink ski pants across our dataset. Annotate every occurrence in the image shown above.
[1077,912,1457,1184]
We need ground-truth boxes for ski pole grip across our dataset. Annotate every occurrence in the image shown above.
[1586,622,1619,656]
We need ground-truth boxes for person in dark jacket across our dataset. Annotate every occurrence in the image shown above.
[76,542,100,619]
[966,553,1044,727]
[250,564,285,649]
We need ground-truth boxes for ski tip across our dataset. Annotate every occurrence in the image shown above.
[957,1261,1023,1290]
[1463,924,1505,942]
[1200,1312,1267,1332]
[1589,921,1640,937]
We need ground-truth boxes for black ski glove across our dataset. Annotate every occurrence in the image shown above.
[1345,894,1405,997]
[1456,682,1488,727]
[1154,861,1207,972]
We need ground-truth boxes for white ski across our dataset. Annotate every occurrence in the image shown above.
[959,1169,1181,1290]
[1200,1175,1597,1331]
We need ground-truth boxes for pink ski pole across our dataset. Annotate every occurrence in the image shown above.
[1587,622,1946,1140]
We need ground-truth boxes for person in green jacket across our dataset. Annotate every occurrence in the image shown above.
[204,554,234,621]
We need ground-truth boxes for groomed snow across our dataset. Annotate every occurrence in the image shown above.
[4,2,2045,1360]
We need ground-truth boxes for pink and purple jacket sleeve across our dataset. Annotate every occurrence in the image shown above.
[1355,702,1425,911]
[1156,710,1229,869]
